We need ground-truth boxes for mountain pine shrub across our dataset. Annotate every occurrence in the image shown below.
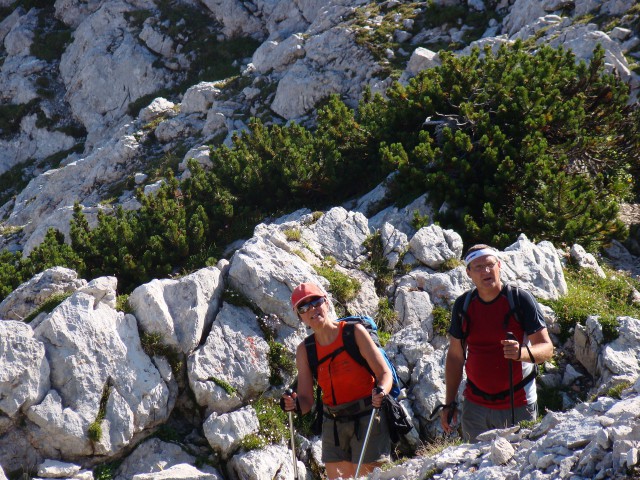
[0,42,638,301]
[358,40,638,250]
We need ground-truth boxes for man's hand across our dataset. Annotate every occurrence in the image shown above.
[501,338,521,360]
[440,403,458,433]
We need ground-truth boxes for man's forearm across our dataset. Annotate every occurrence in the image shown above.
[445,360,464,403]
[521,342,553,364]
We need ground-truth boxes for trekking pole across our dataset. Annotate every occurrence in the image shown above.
[355,387,383,478]
[506,332,516,426]
[284,388,299,480]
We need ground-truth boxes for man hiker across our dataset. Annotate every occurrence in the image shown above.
[440,244,554,442]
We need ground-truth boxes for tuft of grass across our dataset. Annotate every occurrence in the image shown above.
[378,330,391,347]
[153,424,182,443]
[603,380,632,400]
[88,381,112,442]
[267,340,296,386]
[439,257,464,271]
[24,292,72,323]
[208,376,237,395]
[416,436,462,458]
[116,294,132,313]
[140,332,184,377]
[31,28,72,61]
[240,396,289,451]
[375,298,399,336]
[541,264,640,343]
[411,210,430,230]
[284,228,301,241]
[222,287,254,309]
[0,99,39,138]
[93,461,121,480]
[519,416,542,429]
[87,421,102,442]
[314,263,361,305]
[537,385,563,413]
[303,211,324,225]
[361,231,394,295]
[292,249,307,261]
[431,306,450,337]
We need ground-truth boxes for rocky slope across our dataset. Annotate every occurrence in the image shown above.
[1,200,640,479]
[0,0,638,254]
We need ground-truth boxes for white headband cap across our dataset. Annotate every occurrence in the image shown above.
[464,248,498,266]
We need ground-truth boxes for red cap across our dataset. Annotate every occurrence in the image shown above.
[291,283,325,310]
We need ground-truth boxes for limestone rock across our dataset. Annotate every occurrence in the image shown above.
[114,438,198,480]
[227,235,325,328]
[131,464,223,480]
[181,82,221,115]
[227,444,307,480]
[28,281,171,458]
[59,1,172,141]
[574,316,603,377]
[501,234,567,300]
[36,459,81,478]
[187,303,271,414]
[129,266,226,355]
[0,320,50,417]
[408,224,463,269]
[139,98,177,123]
[490,436,515,465]
[0,267,86,321]
[571,244,606,278]
[203,405,260,459]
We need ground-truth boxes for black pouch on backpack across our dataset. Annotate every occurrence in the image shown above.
[381,395,413,443]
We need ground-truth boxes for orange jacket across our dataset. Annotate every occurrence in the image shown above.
[316,322,375,406]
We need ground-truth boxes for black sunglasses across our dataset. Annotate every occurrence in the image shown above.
[297,296,326,314]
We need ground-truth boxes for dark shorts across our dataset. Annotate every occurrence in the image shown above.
[462,397,537,443]
[321,397,391,464]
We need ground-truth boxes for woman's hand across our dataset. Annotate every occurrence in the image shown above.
[372,386,385,408]
[280,390,300,412]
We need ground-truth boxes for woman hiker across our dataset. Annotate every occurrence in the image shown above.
[281,282,393,479]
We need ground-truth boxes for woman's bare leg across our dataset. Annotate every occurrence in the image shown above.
[325,461,355,479]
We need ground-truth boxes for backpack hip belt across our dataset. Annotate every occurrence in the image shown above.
[323,398,374,444]
[466,367,538,401]
[324,396,373,419]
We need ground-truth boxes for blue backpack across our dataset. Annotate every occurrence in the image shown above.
[303,315,404,399]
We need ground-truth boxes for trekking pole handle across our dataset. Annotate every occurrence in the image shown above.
[506,331,522,361]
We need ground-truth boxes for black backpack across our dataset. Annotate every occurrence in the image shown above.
[458,284,538,401]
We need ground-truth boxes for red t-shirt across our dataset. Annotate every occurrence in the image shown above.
[449,286,545,409]
[463,295,528,407]
[316,322,375,406]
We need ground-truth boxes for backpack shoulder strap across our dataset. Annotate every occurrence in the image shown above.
[304,333,319,379]
[342,322,371,372]
[505,284,538,364]
[505,284,520,323]
[462,287,476,315]
[459,288,477,361]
